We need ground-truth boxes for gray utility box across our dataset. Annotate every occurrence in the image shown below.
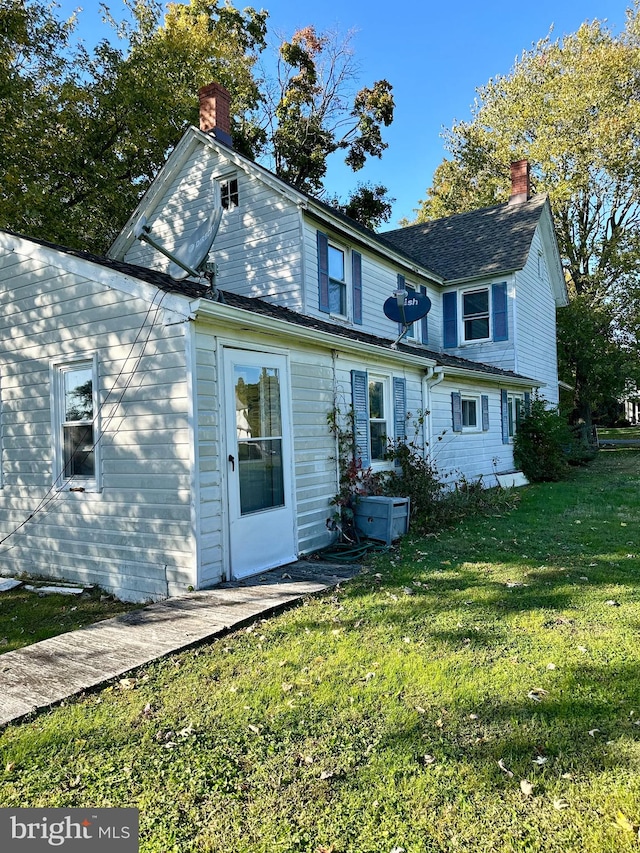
[353,496,410,546]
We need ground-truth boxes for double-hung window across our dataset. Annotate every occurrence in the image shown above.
[368,377,388,462]
[507,393,524,438]
[462,289,490,341]
[220,176,239,210]
[328,244,347,316]
[52,357,100,490]
[461,396,478,430]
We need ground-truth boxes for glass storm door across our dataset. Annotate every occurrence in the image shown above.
[224,349,296,579]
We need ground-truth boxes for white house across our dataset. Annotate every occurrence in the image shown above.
[0,84,567,601]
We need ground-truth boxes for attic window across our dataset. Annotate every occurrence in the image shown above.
[220,177,239,210]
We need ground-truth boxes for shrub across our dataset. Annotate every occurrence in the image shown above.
[513,398,576,482]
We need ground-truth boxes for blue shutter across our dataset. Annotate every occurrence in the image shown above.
[481,395,489,431]
[317,231,330,313]
[451,391,462,433]
[352,251,362,325]
[501,389,510,444]
[443,291,457,348]
[351,370,370,468]
[420,285,429,344]
[492,282,508,342]
[524,391,531,416]
[393,377,407,467]
[397,273,406,334]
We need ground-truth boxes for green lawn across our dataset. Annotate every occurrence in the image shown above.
[0,585,136,652]
[597,426,640,440]
[1,450,640,852]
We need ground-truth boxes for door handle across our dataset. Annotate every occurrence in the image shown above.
[228,454,235,471]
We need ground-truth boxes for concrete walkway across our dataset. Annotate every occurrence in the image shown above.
[0,560,359,728]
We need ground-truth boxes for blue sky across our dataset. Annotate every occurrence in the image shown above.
[59,0,631,225]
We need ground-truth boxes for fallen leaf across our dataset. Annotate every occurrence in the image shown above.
[422,754,436,765]
[561,772,574,780]
[469,713,479,720]
[498,759,514,778]
[415,705,426,714]
[527,687,549,702]
[248,724,261,734]
[553,798,570,810]
[614,810,638,832]
[533,756,548,765]
[5,762,15,773]
[546,663,557,670]
[282,683,293,692]
[520,779,534,797]
[605,600,620,607]
[320,769,335,780]
[577,646,588,653]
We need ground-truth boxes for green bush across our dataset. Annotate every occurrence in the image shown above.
[513,398,576,482]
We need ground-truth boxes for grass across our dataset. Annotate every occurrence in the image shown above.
[0,584,137,652]
[1,449,640,852]
[597,426,640,440]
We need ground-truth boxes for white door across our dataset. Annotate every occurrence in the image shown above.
[223,348,296,579]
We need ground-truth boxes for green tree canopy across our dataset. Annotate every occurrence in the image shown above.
[0,0,267,252]
[0,3,395,250]
[414,2,640,428]
[262,26,395,197]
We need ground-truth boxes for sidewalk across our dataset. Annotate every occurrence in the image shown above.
[0,560,359,727]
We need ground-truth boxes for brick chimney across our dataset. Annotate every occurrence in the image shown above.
[509,159,530,204]
[198,82,232,147]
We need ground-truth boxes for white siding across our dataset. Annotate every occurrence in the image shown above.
[302,220,441,346]
[0,249,195,602]
[440,275,518,373]
[429,379,517,482]
[123,146,305,310]
[514,228,560,403]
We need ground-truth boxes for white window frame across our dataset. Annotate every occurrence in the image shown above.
[461,394,481,432]
[507,393,524,440]
[219,175,239,211]
[51,354,101,492]
[328,242,348,318]
[368,374,391,466]
[461,287,491,343]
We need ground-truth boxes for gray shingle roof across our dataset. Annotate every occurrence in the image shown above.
[381,194,549,282]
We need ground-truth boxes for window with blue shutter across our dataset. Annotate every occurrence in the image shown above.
[420,285,429,344]
[352,251,362,325]
[351,370,370,468]
[524,391,531,416]
[451,391,462,433]
[443,291,458,348]
[317,231,330,313]
[501,390,510,444]
[492,282,508,342]
[481,395,489,431]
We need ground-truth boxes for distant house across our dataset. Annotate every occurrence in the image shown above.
[0,84,567,601]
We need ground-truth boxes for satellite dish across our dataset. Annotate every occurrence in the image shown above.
[168,207,222,280]
[384,290,432,324]
[134,208,222,281]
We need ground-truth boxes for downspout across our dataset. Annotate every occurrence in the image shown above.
[424,366,445,456]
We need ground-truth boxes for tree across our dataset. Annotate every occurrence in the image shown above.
[0,0,267,252]
[325,182,395,230]
[260,26,395,196]
[413,3,640,433]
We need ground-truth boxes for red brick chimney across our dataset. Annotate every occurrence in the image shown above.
[509,159,530,204]
[198,82,232,146]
